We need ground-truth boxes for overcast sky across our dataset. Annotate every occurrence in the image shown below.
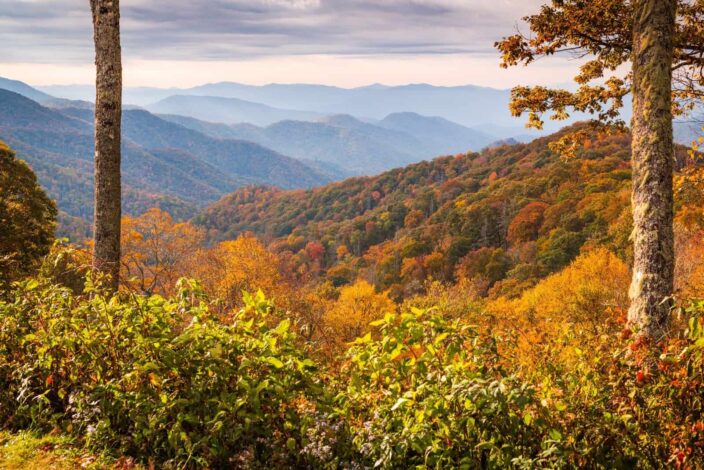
[0,0,581,88]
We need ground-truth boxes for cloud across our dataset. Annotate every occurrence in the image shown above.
[265,0,321,9]
[0,0,544,63]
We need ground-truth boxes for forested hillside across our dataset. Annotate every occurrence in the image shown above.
[3,131,704,468]
[196,125,692,299]
[0,89,331,237]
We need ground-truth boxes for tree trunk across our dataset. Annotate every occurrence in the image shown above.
[90,0,122,291]
[628,0,677,340]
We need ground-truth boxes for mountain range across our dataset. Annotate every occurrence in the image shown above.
[159,112,496,176]
[4,75,702,241]
[1,76,512,180]
[0,88,331,237]
[40,81,557,134]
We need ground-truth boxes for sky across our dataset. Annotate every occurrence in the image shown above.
[0,0,581,88]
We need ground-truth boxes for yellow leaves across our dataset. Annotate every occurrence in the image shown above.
[336,245,349,259]
[577,60,606,85]
[675,228,704,299]
[191,234,282,311]
[675,166,704,230]
[674,168,704,297]
[487,248,629,370]
[323,280,395,352]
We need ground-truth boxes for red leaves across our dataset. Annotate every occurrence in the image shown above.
[305,241,325,262]
[671,447,693,469]
[635,370,647,384]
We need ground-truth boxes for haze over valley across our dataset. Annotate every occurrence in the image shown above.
[0,75,557,236]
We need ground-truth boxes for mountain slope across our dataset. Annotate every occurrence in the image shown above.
[194,125,694,298]
[378,112,496,153]
[160,112,497,177]
[0,90,330,236]
[57,107,332,189]
[234,117,426,176]
[0,76,54,103]
[146,95,321,126]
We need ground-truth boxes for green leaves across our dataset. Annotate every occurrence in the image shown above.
[6,267,704,469]
[264,357,285,369]
[548,429,562,442]
[340,307,550,468]
[0,281,325,468]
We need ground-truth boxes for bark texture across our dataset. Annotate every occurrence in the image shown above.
[90,0,122,291]
[628,0,677,340]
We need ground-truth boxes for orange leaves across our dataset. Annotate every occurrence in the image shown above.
[403,209,424,229]
[336,245,349,259]
[487,248,629,370]
[507,202,549,245]
[120,208,205,296]
[675,166,704,231]
[192,234,283,311]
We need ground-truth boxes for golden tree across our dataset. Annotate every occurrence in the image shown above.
[192,234,283,310]
[324,280,395,352]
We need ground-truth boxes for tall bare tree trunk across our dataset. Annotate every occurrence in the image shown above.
[90,0,122,291]
[628,0,677,340]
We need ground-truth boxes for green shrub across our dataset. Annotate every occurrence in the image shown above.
[0,277,330,468]
[338,308,561,468]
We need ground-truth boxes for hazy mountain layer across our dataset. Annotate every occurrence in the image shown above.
[38,81,557,132]
[0,89,331,237]
[161,112,497,177]
[146,95,322,126]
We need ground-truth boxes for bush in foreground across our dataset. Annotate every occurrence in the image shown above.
[339,308,559,468]
[0,277,332,468]
[2,258,704,469]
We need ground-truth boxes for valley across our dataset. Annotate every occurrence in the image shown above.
[0,76,550,238]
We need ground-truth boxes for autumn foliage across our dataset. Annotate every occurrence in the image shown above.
[1,129,704,467]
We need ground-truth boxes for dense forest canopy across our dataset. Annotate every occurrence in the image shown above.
[195,124,696,301]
